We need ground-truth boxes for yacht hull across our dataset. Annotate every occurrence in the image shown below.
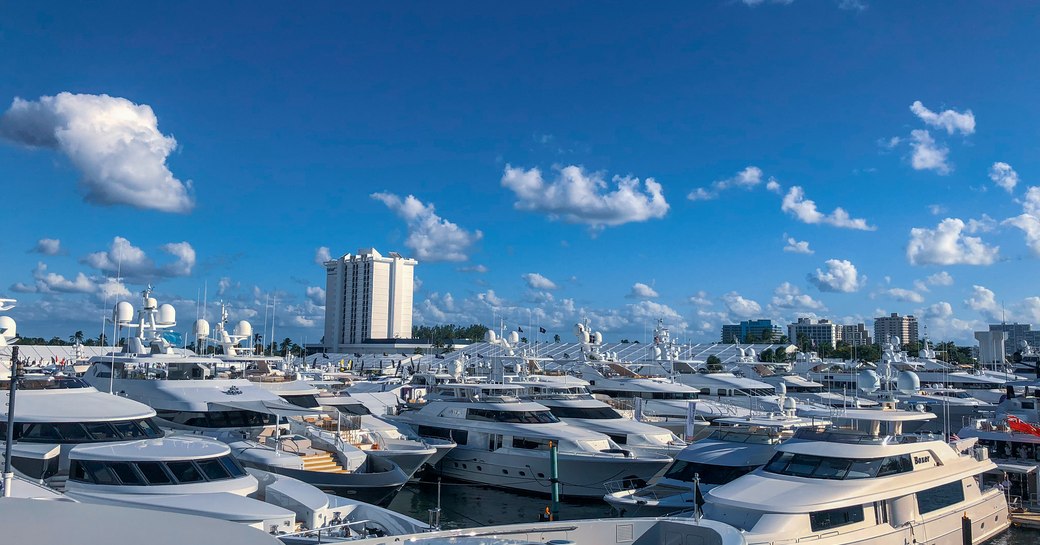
[434,449,669,498]
[368,448,435,478]
[239,456,409,507]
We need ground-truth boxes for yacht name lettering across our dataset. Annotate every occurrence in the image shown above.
[914,455,931,465]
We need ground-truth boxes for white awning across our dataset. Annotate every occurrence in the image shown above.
[208,399,318,417]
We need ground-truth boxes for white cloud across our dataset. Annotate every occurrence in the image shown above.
[781,186,875,230]
[965,214,996,234]
[687,166,763,201]
[927,271,954,286]
[928,204,947,215]
[771,282,826,311]
[290,315,316,328]
[783,236,813,254]
[965,285,1000,322]
[906,218,999,265]
[501,164,669,229]
[371,192,482,262]
[32,238,62,255]
[765,179,782,193]
[722,291,762,318]
[689,291,712,307]
[808,259,866,293]
[0,92,193,213]
[910,100,976,135]
[909,130,951,174]
[989,162,1019,193]
[838,0,867,11]
[13,262,97,294]
[96,277,131,302]
[629,300,688,331]
[881,288,924,303]
[522,273,558,290]
[628,282,659,299]
[1003,186,1040,255]
[917,301,977,342]
[459,264,488,273]
[478,289,505,307]
[879,136,902,150]
[83,236,197,279]
[217,276,232,296]
[314,246,332,265]
[306,286,325,306]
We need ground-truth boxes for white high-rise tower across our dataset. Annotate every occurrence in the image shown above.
[323,248,417,351]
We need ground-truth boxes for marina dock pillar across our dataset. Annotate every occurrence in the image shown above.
[2,347,20,498]
[549,440,560,521]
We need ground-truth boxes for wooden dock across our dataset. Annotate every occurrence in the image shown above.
[1010,511,1040,529]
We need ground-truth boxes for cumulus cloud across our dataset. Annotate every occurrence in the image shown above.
[477,289,505,307]
[808,259,866,293]
[82,236,197,279]
[627,282,659,299]
[522,273,558,290]
[0,92,194,213]
[771,282,826,311]
[371,192,482,262]
[629,300,688,331]
[314,246,332,265]
[217,276,233,296]
[689,291,712,307]
[989,162,1019,193]
[11,262,96,294]
[459,264,488,273]
[906,218,999,265]
[721,291,762,318]
[1003,186,1040,255]
[96,278,132,302]
[909,100,976,136]
[909,130,951,174]
[781,186,875,230]
[928,204,947,216]
[917,300,977,341]
[305,286,326,306]
[965,215,997,234]
[687,166,765,201]
[783,236,813,254]
[965,285,1000,322]
[881,288,924,303]
[501,164,669,229]
[31,238,62,255]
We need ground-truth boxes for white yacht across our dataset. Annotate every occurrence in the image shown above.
[80,291,411,505]
[605,413,826,517]
[343,516,746,545]
[510,377,688,458]
[728,346,875,409]
[0,363,423,538]
[700,409,1010,545]
[390,382,672,497]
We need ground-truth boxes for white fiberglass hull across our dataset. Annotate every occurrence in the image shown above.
[435,448,669,498]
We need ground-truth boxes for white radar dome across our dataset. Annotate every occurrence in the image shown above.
[783,396,797,411]
[508,331,520,345]
[193,318,210,339]
[593,331,603,345]
[0,316,17,338]
[897,370,920,395]
[233,320,253,338]
[774,382,787,396]
[484,330,497,342]
[113,301,134,324]
[857,369,881,393]
[144,297,158,310]
[158,304,176,325]
[572,323,585,337]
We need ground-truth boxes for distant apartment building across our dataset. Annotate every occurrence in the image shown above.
[873,313,919,347]
[787,318,839,348]
[323,247,417,351]
[720,319,784,343]
[839,323,872,347]
[987,323,1040,355]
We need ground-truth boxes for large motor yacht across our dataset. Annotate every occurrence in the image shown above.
[605,413,827,517]
[509,376,687,458]
[80,291,410,504]
[700,409,1010,545]
[389,382,672,497]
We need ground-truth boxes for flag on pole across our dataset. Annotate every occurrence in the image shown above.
[518,326,524,333]
[539,327,546,334]
[685,401,698,442]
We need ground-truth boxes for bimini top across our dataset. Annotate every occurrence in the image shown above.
[69,436,230,462]
[827,407,937,423]
[0,497,282,545]
[713,414,829,429]
[2,386,155,422]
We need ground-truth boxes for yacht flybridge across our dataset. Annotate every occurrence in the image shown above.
[390,382,672,497]
[700,409,1010,545]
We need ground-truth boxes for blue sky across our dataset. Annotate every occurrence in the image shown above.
[2,1,1039,344]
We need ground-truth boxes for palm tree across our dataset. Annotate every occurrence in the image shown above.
[69,330,84,344]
